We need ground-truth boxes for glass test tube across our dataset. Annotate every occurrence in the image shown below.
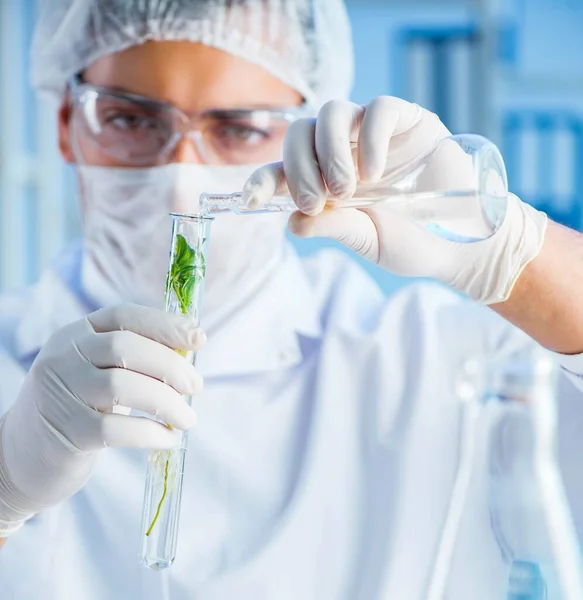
[140,212,212,570]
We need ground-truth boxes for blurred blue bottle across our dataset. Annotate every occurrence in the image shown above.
[507,561,547,600]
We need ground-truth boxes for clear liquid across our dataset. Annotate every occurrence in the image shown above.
[389,191,507,242]
[140,446,187,570]
[202,190,507,242]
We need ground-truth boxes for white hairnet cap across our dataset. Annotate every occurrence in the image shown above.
[31,0,354,109]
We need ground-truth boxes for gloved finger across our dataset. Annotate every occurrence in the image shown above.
[100,413,184,450]
[61,407,183,452]
[315,100,362,202]
[282,118,328,216]
[358,97,401,182]
[88,304,206,351]
[362,205,455,278]
[242,162,289,209]
[381,97,426,135]
[77,328,203,396]
[379,102,449,176]
[90,368,198,430]
[288,209,380,263]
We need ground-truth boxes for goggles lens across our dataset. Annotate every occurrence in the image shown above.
[72,84,300,166]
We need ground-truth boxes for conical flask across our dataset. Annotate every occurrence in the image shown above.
[426,345,583,599]
[202,134,508,242]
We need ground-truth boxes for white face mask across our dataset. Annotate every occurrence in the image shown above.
[79,163,289,331]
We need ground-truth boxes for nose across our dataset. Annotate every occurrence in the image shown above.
[170,132,206,164]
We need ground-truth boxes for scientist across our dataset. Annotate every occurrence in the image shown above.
[1,1,583,599]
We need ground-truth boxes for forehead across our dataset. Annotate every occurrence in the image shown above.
[82,41,303,111]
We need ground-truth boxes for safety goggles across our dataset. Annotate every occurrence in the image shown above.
[68,74,306,166]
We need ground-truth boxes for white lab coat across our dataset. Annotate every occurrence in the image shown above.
[0,242,582,600]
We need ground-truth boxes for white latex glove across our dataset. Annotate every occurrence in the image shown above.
[0,304,205,537]
[243,97,547,304]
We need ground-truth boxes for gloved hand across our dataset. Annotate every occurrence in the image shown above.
[0,304,204,537]
[243,96,548,304]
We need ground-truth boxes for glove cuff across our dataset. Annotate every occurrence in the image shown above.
[0,415,36,535]
[0,517,26,539]
[469,195,548,305]
[0,403,95,534]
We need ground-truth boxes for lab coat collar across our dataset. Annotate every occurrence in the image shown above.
[14,242,323,377]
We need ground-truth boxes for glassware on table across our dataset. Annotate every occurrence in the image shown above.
[201,134,509,242]
[426,345,583,600]
[487,347,583,600]
[139,213,212,570]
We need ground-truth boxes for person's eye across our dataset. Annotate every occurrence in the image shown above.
[216,123,270,145]
[104,112,160,132]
